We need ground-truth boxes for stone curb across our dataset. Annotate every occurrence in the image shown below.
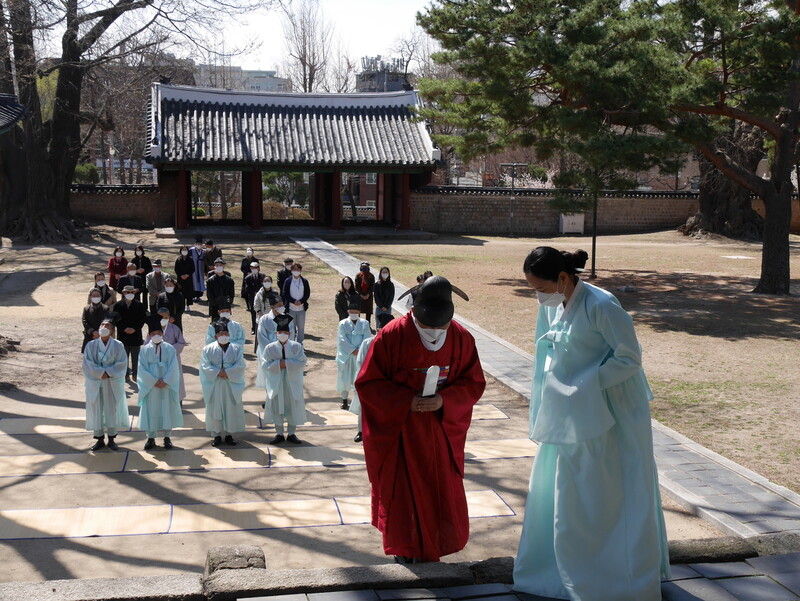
[0,574,204,601]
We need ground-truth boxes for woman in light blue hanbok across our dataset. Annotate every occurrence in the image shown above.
[513,247,669,601]
[335,300,371,410]
[137,319,183,450]
[204,303,246,347]
[200,320,247,447]
[82,319,130,451]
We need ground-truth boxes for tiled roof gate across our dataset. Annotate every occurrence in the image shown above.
[0,94,25,135]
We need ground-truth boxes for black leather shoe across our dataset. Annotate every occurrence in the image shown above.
[354,432,362,443]
[163,437,173,450]
[107,436,119,451]
[340,399,349,410]
[269,434,285,445]
[144,438,156,451]
[224,435,237,446]
[90,436,105,452]
[211,436,222,447]
[286,434,302,445]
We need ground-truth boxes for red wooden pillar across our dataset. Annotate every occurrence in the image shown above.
[376,173,385,222]
[176,168,189,230]
[332,171,342,229]
[400,172,411,230]
[249,171,262,229]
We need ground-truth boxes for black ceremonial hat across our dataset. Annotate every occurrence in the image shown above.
[273,313,294,332]
[147,315,164,334]
[347,296,361,311]
[212,320,229,334]
[400,275,469,328]
[267,292,282,306]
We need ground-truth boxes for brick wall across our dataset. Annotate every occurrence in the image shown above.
[751,197,800,233]
[70,176,177,228]
[409,191,699,235]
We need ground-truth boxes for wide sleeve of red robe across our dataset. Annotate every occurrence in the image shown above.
[354,313,486,562]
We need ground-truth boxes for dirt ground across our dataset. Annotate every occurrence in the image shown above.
[339,230,800,493]
[0,225,753,583]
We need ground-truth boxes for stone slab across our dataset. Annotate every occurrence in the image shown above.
[375,588,445,600]
[661,578,740,601]
[0,574,203,601]
[715,576,799,601]
[746,552,800,575]
[688,562,762,579]
[440,584,511,600]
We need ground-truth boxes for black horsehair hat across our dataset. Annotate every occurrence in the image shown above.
[147,315,164,334]
[347,296,362,311]
[398,275,469,328]
[212,320,229,335]
[274,314,294,332]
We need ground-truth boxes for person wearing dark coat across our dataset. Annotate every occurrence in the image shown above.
[354,262,375,328]
[281,262,310,343]
[206,257,235,321]
[373,266,396,330]
[276,257,294,292]
[174,245,195,309]
[132,245,153,281]
[203,240,223,276]
[82,289,109,352]
[156,276,186,331]
[112,285,147,380]
[107,246,128,290]
[116,263,146,305]
[240,247,259,299]
[334,276,360,321]
[90,271,117,306]
[243,260,265,335]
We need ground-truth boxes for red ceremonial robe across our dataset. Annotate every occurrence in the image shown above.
[354,313,486,561]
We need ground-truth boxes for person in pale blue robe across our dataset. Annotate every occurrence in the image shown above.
[200,319,247,447]
[205,302,246,348]
[260,315,307,445]
[336,298,371,410]
[146,307,188,402]
[513,247,670,601]
[82,319,130,451]
[349,313,394,443]
[137,318,183,450]
[255,293,295,389]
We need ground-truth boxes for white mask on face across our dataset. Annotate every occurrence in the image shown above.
[154,267,162,273]
[151,334,163,344]
[125,293,135,301]
[91,296,101,304]
[218,312,230,320]
[536,279,566,307]
[274,306,285,314]
[217,335,230,345]
[165,286,174,293]
[128,271,136,277]
[292,270,301,278]
[277,332,290,343]
[263,281,272,289]
[98,327,111,337]
[195,244,202,250]
[413,315,448,351]
[135,250,143,257]
[348,313,360,321]
[214,266,224,274]
[381,272,389,279]
[96,280,106,288]
[160,318,169,328]
[250,268,258,275]
[181,250,188,256]
[284,263,292,269]
[246,250,253,256]
[115,252,122,258]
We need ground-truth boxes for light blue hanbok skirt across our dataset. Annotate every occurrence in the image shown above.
[513,390,670,601]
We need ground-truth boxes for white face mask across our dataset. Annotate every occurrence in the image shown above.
[263,281,272,289]
[250,269,258,275]
[246,250,253,256]
[98,327,111,337]
[277,332,290,342]
[125,294,135,301]
[413,315,448,351]
[151,334,163,344]
[218,312,230,320]
[195,244,202,250]
[217,335,230,345]
[380,272,389,279]
[214,266,224,273]
[536,279,566,308]
[91,296,101,304]
[154,267,162,273]
[135,250,143,257]
[165,286,174,293]
[348,313,360,321]
[284,264,292,270]
[115,252,122,258]
[292,271,301,278]
[128,271,136,277]
[160,318,169,328]
[96,280,106,288]
[274,306,285,314]
[181,250,188,256]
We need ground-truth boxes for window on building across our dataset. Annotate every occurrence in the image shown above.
[365,173,377,185]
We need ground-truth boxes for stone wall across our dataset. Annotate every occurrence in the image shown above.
[409,190,700,235]
[752,197,800,233]
[70,174,178,228]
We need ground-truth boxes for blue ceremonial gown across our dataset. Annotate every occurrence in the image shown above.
[146,323,187,400]
[136,341,183,435]
[205,319,246,348]
[83,337,130,433]
[348,336,375,416]
[255,312,295,387]
[189,247,206,294]
[513,280,670,601]
[200,341,246,434]
[261,340,307,427]
[336,317,371,399]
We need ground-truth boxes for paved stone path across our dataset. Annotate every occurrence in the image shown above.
[241,552,800,601]
[292,236,800,541]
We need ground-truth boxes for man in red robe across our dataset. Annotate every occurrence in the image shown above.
[355,276,486,563]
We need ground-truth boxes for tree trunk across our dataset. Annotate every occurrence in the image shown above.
[49,58,83,215]
[754,187,792,294]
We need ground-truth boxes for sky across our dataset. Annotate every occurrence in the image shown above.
[225,0,432,72]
